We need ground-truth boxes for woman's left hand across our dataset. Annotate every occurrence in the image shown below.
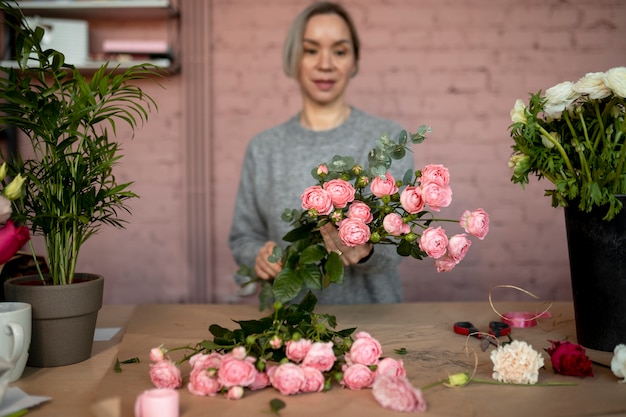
[319,223,372,265]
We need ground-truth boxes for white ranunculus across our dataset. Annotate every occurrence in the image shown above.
[0,195,11,223]
[603,67,626,98]
[573,71,611,99]
[544,81,580,117]
[541,131,559,149]
[611,343,626,383]
[510,99,527,124]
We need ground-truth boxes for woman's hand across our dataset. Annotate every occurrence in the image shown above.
[255,241,283,280]
[319,223,373,265]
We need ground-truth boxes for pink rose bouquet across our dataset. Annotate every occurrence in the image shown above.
[0,164,30,264]
[247,127,490,307]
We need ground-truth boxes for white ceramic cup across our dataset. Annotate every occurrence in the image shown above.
[134,388,179,417]
[0,302,31,383]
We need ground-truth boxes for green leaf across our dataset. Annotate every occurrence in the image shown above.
[299,244,326,264]
[282,223,315,242]
[272,269,304,304]
[208,324,231,338]
[324,252,344,285]
[270,398,286,415]
[300,263,323,290]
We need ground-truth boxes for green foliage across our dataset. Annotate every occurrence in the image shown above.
[0,2,161,284]
[508,73,626,221]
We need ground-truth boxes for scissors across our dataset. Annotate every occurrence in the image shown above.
[453,321,511,339]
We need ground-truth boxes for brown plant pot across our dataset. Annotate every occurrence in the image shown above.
[3,273,104,367]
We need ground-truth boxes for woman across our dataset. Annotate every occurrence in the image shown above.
[229,2,414,304]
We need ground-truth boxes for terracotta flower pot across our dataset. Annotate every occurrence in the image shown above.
[3,273,104,367]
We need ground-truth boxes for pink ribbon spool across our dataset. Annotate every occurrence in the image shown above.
[502,311,552,328]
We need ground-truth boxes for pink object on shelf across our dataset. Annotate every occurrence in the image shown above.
[102,40,169,54]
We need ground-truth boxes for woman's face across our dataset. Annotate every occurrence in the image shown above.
[298,13,356,107]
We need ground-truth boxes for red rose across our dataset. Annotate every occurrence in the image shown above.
[546,340,594,377]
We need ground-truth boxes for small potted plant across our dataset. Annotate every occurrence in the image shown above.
[0,1,160,366]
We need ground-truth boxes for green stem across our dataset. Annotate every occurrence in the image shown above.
[536,125,577,178]
[470,378,577,387]
[560,115,592,184]
[612,129,626,194]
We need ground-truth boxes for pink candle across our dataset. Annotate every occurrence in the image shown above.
[135,388,179,417]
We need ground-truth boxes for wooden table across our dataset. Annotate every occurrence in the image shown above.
[9,302,626,417]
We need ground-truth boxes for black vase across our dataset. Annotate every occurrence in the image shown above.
[564,195,626,352]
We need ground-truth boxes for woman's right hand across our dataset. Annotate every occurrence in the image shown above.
[254,241,283,280]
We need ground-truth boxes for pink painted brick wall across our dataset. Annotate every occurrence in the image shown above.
[41,0,625,304]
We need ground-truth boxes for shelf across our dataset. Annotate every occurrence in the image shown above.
[0,57,172,71]
[10,1,178,18]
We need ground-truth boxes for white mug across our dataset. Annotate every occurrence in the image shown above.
[0,302,31,383]
[135,388,179,417]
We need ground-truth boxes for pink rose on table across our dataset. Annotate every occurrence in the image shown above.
[383,213,410,236]
[187,368,222,396]
[419,227,449,259]
[301,185,333,216]
[323,179,355,208]
[447,234,471,263]
[420,164,450,186]
[285,339,313,363]
[346,331,382,366]
[372,374,427,413]
[226,386,244,400]
[149,346,166,362]
[434,253,457,272]
[400,185,425,214]
[189,352,222,371]
[460,208,490,240]
[149,360,182,389]
[269,363,305,395]
[338,218,371,247]
[370,172,399,197]
[376,357,406,378]
[546,340,594,377]
[248,370,270,391]
[301,341,336,372]
[420,182,452,211]
[300,366,326,393]
[217,355,257,388]
[341,363,375,390]
[347,201,373,223]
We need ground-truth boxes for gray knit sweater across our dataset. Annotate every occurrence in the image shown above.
[228,107,414,304]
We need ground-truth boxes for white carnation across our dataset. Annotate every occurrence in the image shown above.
[491,340,544,384]
[544,81,580,118]
[603,67,626,98]
[573,71,611,99]
[610,343,626,383]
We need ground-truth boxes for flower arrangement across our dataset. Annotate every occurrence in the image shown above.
[0,163,29,264]
[241,126,490,308]
[0,2,159,285]
[508,66,626,220]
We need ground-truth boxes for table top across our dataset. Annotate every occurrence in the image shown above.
[9,302,626,417]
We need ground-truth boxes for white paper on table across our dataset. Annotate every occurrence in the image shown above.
[0,387,50,416]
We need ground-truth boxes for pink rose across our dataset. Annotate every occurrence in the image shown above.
[372,375,427,413]
[346,331,382,366]
[420,182,452,212]
[226,386,244,400]
[302,341,336,372]
[323,179,355,209]
[347,201,373,223]
[187,368,222,396]
[338,218,371,247]
[217,355,257,388]
[317,164,328,176]
[376,357,406,378]
[285,339,313,363]
[150,360,182,389]
[447,234,471,263]
[149,347,166,362]
[269,363,305,395]
[230,346,247,360]
[383,213,410,236]
[420,164,450,186]
[370,172,398,197]
[434,253,457,272]
[419,227,449,259]
[270,336,283,349]
[400,185,425,214]
[546,340,594,377]
[248,370,271,391]
[460,208,490,240]
[301,185,333,216]
[189,352,222,371]
[341,363,375,390]
[300,366,325,393]
[0,219,30,264]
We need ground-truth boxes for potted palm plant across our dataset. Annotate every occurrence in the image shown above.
[507,67,626,352]
[0,1,159,366]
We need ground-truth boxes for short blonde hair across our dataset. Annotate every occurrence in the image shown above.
[282,2,360,79]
